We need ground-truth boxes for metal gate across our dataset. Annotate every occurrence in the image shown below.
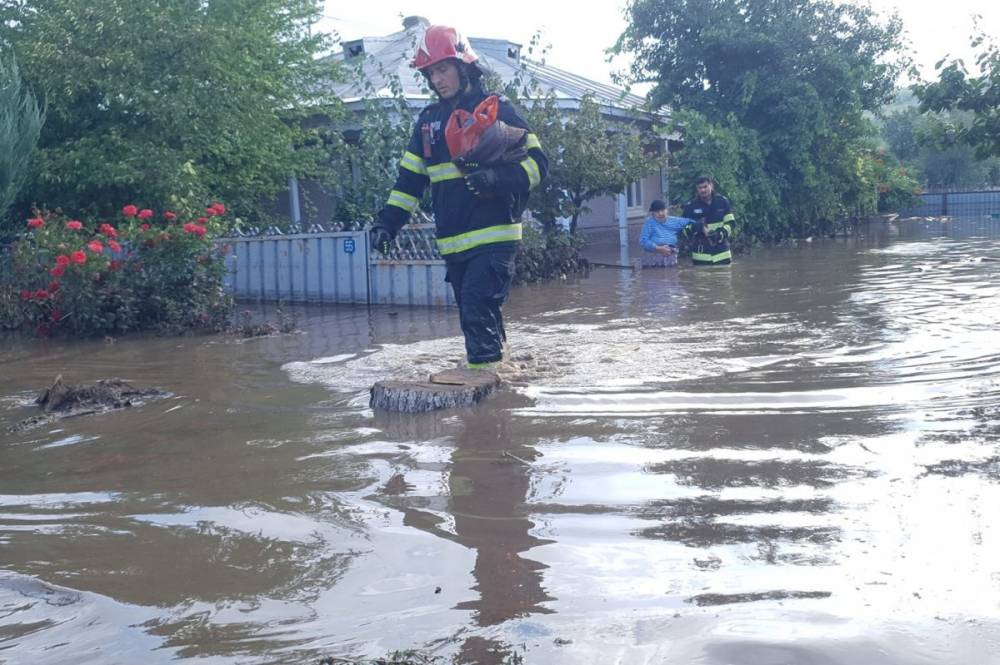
[221,225,455,307]
[222,231,369,304]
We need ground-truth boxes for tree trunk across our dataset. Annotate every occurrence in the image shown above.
[370,369,501,413]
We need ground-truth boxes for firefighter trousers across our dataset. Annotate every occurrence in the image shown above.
[445,249,517,365]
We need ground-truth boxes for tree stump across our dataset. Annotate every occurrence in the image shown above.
[370,369,501,413]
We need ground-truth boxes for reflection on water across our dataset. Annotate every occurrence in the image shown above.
[3,226,1000,664]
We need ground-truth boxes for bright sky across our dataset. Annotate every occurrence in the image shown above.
[321,0,998,91]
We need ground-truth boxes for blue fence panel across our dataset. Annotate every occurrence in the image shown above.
[219,224,455,307]
[369,260,455,307]
[901,190,1000,219]
[369,224,454,307]
[220,231,369,304]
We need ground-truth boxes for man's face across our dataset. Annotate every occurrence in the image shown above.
[652,209,667,221]
[696,181,714,200]
[425,60,462,99]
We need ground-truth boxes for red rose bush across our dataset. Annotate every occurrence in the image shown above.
[5,203,233,336]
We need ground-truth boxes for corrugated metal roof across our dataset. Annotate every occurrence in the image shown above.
[326,20,667,123]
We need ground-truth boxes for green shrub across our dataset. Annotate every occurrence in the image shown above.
[514,223,588,285]
[0,54,44,223]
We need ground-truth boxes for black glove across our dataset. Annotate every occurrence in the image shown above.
[709,228,726,244]
[465,168,498,196]
[369,222,395,256]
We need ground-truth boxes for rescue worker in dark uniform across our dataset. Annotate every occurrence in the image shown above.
[370,25,548,369]
[680,175,736,266]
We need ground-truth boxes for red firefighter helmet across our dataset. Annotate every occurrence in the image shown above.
[411,25,479,71]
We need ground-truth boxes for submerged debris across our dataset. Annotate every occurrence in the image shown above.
[230,308,297,338]
[35,375,162,413]
[8,375,168,432]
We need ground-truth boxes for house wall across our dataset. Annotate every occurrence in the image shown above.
[272,177,338,228]
[576,171,666,255]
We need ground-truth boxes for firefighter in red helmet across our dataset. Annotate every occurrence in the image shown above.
[370,25,548,370]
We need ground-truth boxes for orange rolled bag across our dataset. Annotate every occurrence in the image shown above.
[445,95,528,172]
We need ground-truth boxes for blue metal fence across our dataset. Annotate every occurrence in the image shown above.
[900,189,1000,220]
[221,231,370,304]
[220,224,455,307]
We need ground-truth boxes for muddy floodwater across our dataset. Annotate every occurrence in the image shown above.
[3,221,1000,664]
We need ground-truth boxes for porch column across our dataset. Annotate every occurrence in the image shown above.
[617,191,629,265]
[288,175,302,228]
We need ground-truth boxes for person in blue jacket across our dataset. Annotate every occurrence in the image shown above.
[639,199,690,267]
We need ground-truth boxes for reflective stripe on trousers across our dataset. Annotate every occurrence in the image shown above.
[691,249,733,265]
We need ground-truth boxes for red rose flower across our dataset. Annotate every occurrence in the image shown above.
[109,260,123,271]
[48,281,60,293]
[27,217,44,228]
[55,254,70,267]
[140,223,151,231]
[99,223,118,238]
[70,250,87,264]
[196,217,208,225]
[108,240,122,253]
[50,309,62,322]
[138,209,154,219]
[192,225,207,237]
[183,223,197,233]
[20,290,32,300]
[164,211,177,221]
[34,289,48,300]
[211,203,226,215]
[122,205,138,217]
[88,240,104,253]
[65,220,83,231]
[50,265,66,278]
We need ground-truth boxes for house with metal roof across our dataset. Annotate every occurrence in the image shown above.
[285,16,678,254]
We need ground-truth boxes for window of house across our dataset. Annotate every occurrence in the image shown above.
[626,179,643,209]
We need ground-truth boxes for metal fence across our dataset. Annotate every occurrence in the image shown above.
[222,231,370,304]
[221,223,455,307]
[369,224,455,307]
[900,189,1000,220]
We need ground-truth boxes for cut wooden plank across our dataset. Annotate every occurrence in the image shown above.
[370,369,501,413]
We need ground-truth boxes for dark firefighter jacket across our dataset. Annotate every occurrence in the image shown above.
[681,193,736,265]
[379,82,548,263]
